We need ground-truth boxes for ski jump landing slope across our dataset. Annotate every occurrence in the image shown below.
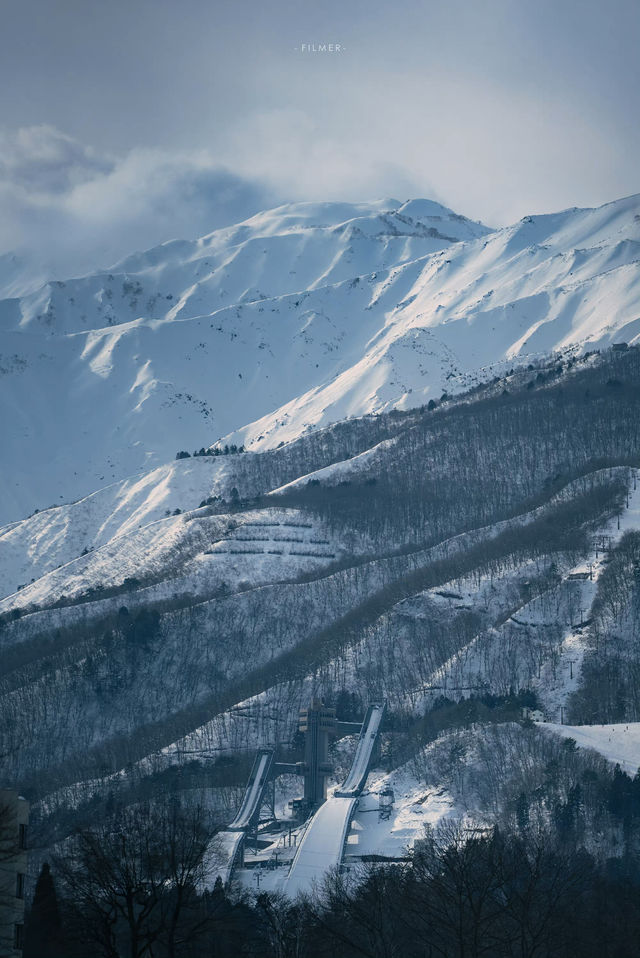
[285,703,385,897]
[211,748,274,884]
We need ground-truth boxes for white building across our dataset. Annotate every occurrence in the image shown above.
[522,707,546,723]
[0,790,29,958]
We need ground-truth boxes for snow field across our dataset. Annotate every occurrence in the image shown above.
[542,723,640,775]
[2,195,639,525]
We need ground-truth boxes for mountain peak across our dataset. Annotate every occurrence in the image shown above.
[0,193,639,524]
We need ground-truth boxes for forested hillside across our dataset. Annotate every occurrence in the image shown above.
[1,346,640,857]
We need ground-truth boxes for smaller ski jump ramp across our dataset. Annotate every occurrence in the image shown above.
[227,749,274,830]
[208,748,274,885]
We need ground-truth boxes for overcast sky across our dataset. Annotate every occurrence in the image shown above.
[1,0,638,278]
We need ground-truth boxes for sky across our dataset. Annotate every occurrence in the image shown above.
[0,0,638,281]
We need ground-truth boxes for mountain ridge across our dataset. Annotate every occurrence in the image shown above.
[1,193,639,529]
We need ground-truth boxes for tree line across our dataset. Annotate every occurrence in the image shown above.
[20,808,640,958]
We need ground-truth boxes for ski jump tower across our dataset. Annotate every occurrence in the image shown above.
[298,699,363,808]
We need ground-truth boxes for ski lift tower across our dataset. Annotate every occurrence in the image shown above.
[378,786,395,820]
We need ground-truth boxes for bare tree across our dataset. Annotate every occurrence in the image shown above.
[407,819,508,958]
[255,891,310,958]
[55,801,217,958]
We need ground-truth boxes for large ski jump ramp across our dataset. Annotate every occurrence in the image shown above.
[335,704,385,797]
[285,703,385,897]
[284,796,357,896]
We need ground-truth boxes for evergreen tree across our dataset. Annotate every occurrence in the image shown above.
[609,764,633,821]
[516,791,530,834]
[24,862,64,958]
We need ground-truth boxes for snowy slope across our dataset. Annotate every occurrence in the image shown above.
[229,194,640,452]
[376,469,640,720]
[0,251,52,300]
[544,723,640,775]
[0,198,487,524]
[0,458,225,593]
[3,192,639,526]
[0,500,345,617]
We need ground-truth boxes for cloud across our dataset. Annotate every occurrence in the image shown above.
[0,125,113,193]
[0,125,279,287]
[0,122,432,294]
[219,107,431,207]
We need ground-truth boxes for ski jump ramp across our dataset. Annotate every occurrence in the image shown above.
[285,702,385,897]
[209,748,274,885]
[335,704,385,797]
[284,796,357,896]
[227,748,274,830]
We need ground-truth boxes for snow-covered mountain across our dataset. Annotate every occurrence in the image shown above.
[0,251,52,300]
[3,324,640,866]
[2,193,639,526]
[0,198,485,525]
[4,191,640,897]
